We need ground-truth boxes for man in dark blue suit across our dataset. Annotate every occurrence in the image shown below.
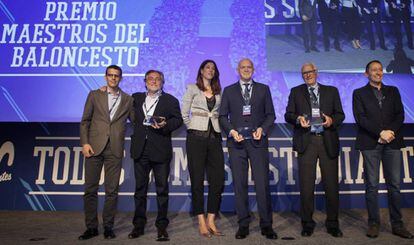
[219,58,277,240]
[353,60,413,239]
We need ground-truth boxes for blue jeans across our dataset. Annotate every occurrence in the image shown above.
[361,144,403,228]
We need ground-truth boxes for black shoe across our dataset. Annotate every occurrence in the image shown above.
[156,227,169,242]
[310,47,320,52]
[235,226,249,239]
[324,46,330,52]
[104,228,116,239]
[78,228,98,240]
[301,227,314,237]
[305,49,310,53]
[380,45,388,51]
[261,227,278,239]
[392,227,413,239]
[327,227,343,237]
[334,46,343,52]
[128,227,144,239]
[408,45,414,50]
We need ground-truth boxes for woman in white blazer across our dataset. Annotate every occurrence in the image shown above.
[181,60,225,238]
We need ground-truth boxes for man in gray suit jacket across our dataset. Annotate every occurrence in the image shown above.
[79,65,134,240]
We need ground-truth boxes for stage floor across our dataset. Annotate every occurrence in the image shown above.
[0,209,413,244]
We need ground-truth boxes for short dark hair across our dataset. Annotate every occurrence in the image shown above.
[144,70,165,83]
[105,65,122,77]
[365,60,382,73]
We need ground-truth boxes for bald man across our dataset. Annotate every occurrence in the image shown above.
[285,63,345,238]
[219,58,277,240]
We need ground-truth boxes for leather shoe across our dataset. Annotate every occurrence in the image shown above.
[310,46,320,52]
[366,224,379,238]
[157,227,169,242]
[301,227,314,237]
[128,227,144,239]
[392,227,413,239]
[327,227,343,237]
[235,226,249,239]
[104,228,116,239]
[78,228,98,240]
[261,227,278,239]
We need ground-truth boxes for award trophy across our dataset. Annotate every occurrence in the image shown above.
[143,116,166,126]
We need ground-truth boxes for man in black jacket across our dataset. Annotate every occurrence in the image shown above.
[357,0,387,50]
[285,62,345,238]
[299,0,319,52]
[317,0,343,52]
[128,70,183,241]
[386,0,413,49]
[353,60,413,239]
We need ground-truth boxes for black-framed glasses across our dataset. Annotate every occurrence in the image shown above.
[302,70,317,75]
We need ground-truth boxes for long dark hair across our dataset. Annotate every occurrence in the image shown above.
[196,60,221,95]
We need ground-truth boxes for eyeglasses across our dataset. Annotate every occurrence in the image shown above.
[146,77,162,82]
[302,70,317,75]
[106,74,120,78]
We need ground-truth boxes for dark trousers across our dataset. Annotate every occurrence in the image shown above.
[186,133,225,215]
[298,135,339,230]
[84,141,122,229]
[362,13,385,49]
[302,18,318,50]
[132,143,170,229]
[390,10,413,48]
[342,6,361,40]
[320,12,341,49]
[361,144,403,228]
[229,140,273,228]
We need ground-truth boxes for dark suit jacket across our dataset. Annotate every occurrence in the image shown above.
[130,92,182,163]
[318,0,340,21]
[357,0,381,8]
[386,0,412,14]
[80,89,134,158]
[285,83,345,158]
[299,0,318,20]
[352,83,405,150]
[219,81,275,148]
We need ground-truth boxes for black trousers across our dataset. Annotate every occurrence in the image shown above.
[302,17,318,50]
[186,133,225,215]
[298,135,339,230]
[342,6,361,40]
[320,13,341,49]
[132,143,170,229]
[390,10,413,48]
[229,140,273,228]
[84,141,122,229]
[362,13,385,49]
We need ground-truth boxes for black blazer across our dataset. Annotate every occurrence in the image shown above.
[219,81,275,148]
[130,92,183,163]
[317,0,340,21]
[285,83,345,158]
[299,0,318,19]
[352,83,405,150]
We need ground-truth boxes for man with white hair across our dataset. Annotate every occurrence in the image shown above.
[285,62,345,237]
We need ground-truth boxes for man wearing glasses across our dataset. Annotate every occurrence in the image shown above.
[128,70,182,241]
[285,63,345,237]
[79,65,134,240]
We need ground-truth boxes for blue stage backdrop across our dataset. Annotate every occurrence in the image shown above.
[0,123,413,212]
[1,1,414,212]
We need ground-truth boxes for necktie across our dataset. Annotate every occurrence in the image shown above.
[243,83,251,104]
[309,87,318,106]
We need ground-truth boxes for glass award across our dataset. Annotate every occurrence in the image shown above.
[237,127,254,140]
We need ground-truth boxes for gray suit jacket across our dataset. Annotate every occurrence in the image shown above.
[80,89,134,158]
[181,84,221,132]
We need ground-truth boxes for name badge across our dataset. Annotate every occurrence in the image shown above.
[311,108,320,118]
[242,105,251,116]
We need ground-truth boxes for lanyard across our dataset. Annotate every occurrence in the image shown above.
[143,96,160,118]
[108,94,120,115]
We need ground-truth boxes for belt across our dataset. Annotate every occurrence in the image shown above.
[191,111,217,118]
[310,132,324,136]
